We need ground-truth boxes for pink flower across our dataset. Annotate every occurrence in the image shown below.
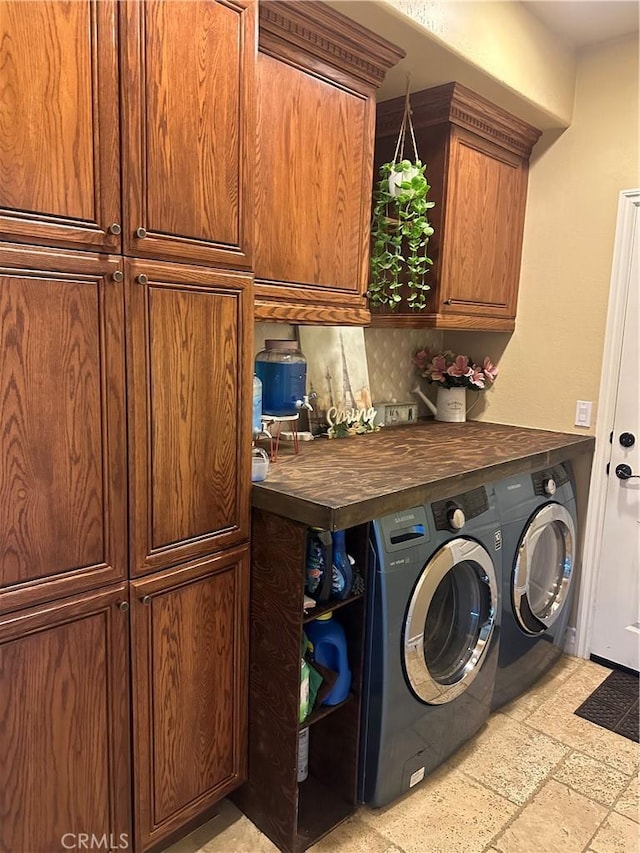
[447,355,472,377]
[412,348,431,371]
[469,365,486,388]
[483,357,499,382]
[413,349,498,390]
[429,354,448,382]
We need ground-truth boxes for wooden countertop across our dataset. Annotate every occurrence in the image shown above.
[252,421,594,530]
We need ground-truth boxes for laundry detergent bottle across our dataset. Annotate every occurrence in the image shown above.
[305,613,351,706]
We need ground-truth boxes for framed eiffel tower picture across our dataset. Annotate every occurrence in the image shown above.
[298,325,372,434]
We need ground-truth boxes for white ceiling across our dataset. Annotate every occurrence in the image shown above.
[524,1,639,48]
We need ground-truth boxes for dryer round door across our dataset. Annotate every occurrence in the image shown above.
[512,503,576,635]
[403,538,498,705]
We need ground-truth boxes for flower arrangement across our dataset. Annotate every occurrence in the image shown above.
[413,348,499,390]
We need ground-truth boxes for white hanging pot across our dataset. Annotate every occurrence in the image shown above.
[388,164,420,198]
[435,387,466,422]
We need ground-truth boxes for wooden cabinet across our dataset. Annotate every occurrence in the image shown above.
[0,0,121,253]
[120,0,255,268]
[130,548,249,852]
[234,511,368,853]
[372,83,541,331]
[0,243,127,614]
[0,0,255,266]
[126,259,252,576]
[253,1,404,326]
[0,584,131,853]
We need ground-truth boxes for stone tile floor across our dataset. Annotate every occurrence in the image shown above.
[165,656,639,853]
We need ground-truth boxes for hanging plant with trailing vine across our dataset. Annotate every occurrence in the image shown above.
[369,87,435,311]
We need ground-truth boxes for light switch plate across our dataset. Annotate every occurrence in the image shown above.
[575,400,592,427]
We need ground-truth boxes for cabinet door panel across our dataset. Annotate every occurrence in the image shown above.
[131,549,248,851]
[255,53,373,296]
[126,259,251,575]
[441,131,527,318]
[0,1,120,252]
[0,245,127,613]
[121,0,255,268]
[0,584,131,853]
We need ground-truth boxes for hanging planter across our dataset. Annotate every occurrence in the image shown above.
[369,87,435,311]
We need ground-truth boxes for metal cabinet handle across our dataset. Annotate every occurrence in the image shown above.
[112,270,124,282]
[118,601,129,612]
[136,274,148,285]
[141,595,152,606]
[109,222,122,236]
[135,227,147,239]
[444,298,452,305]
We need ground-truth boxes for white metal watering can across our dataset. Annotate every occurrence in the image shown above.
[412,384,467,423]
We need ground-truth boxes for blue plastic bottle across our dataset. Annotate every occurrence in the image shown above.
[330,529,352,600]
[305,613,351,706]
[252,374,263,435]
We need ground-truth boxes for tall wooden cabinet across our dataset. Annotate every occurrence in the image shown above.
[253,1,404,325]
[372,83,541,331]
[0,2,255,851]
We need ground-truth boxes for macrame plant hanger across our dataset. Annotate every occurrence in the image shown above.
[392,76,419,168]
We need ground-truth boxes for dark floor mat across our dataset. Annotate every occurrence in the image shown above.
[575,668,639,743]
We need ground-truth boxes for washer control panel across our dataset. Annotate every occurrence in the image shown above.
[532,465,569,496]
[432,486,489,531]
[447,506,466,530]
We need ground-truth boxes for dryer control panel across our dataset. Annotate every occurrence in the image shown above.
[432,487,489,531]
[532,465,570,496]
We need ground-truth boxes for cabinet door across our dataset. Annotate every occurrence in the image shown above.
[0,244,127,613]
[131,548,249,851]
[126,259,251,576]
[120,0,255,268]
[0,1,121,253]
[254,52,374,323]
[0,584,131,853]
[440,128,528,321]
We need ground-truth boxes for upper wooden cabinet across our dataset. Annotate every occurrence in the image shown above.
[254,1,404,325]
[0,0,255,265]
[372,83,541,331]
[126,258,252,576]
[120,0,256,268]
[0,1,121,253]
[0,243,127,614]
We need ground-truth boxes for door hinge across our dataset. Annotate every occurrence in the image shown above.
[609,430,613,444]
[606,462,610,475]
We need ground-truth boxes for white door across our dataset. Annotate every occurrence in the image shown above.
[590,200,640,671]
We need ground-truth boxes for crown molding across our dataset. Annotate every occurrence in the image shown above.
[259,1,405,89]
[377,82,542,157]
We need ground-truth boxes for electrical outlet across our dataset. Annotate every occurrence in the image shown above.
[575,400,592,428]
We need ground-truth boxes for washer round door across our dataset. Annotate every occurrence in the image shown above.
[512,502,576,635]
[403,538,498,705]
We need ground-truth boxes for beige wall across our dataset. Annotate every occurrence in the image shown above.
[445,33,639,435]
[382,0,576,125]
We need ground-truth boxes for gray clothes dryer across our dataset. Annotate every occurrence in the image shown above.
[491,463,577,711]
[359,486,502,809]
